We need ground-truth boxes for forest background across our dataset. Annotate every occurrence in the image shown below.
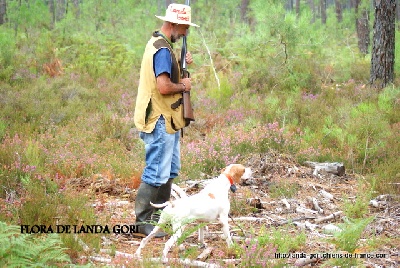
[0,0,399,266]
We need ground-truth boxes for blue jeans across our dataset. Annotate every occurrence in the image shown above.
[139,116,181,187]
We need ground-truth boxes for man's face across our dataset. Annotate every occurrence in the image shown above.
[171,23,190,43]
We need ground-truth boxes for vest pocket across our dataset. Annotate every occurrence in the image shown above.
[145,100,152,124]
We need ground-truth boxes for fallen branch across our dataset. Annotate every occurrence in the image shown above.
[229,216,275,223]
[115,251,134,259]
[314,211,342,223]
[148,257,222,268]
[296,206,318,215]
[197,247,214,261]
[294,257,320,266]
[277,216,317,226]
[307,196,324,214]
[89,256,111,263]
[319,189,334,201]
[304,161,345,176]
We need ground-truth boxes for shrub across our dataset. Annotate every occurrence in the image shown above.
[326,217,374,267]
[0,221,72,267]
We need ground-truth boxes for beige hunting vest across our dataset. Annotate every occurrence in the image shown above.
[134,32,185,134]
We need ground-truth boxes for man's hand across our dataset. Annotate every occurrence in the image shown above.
[185,51,193,65]
[181,77,191,91]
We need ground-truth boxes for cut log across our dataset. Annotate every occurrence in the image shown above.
[314,211,342,223]
[304,161,345,176]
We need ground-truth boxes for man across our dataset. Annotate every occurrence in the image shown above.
[133,3,199,237]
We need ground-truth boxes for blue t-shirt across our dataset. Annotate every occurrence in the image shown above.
[154,48,172,78]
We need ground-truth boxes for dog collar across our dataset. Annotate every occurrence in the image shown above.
[224,174,234,185]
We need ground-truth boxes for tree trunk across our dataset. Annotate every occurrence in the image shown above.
[309,0,316,23]
[296,0,300,18]
[396,0,400,30]
[0,0,6,25]
[47,0,56,28]
[56,0,67,21]
[240,0,250,22]
[335,0,342,22]
[370,0,396,89]
[354,0,370,54]
[70,0,80,19]
[165,0,174,8]
[320,0,327,24]
[285,0,294,11]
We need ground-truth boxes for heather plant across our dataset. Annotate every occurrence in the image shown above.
[181,120,301,178]
[238,236,279,268]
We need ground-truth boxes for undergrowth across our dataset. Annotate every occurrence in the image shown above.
[0,221,73,267]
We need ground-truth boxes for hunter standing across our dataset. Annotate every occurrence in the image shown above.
[133,3,199,236]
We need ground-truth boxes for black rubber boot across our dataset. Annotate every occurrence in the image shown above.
[154,178,173,204]
[151,178,174,225]
[135,182,159,224]
[134,182,167,238]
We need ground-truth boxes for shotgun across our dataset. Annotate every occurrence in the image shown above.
[180,0,195,125]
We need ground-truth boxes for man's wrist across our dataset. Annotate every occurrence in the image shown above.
[180,82,186,92]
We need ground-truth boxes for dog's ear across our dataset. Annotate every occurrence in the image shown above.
[221,167,226,173]
[230,164,245,183]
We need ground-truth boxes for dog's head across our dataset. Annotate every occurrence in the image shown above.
[221,164,252,192]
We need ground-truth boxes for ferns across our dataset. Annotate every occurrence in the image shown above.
[331,217,374,253]
[0,221,72,267]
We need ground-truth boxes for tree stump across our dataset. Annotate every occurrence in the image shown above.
[304,161,345,176]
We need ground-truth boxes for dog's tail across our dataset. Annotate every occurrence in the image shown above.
[150,201,171,208]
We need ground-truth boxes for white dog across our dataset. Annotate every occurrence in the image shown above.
[134,164,252,262]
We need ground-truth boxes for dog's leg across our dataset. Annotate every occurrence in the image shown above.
[134,225,161,258]
[162,224,184,263]
[220,215,233,246]
[197,226,207,248]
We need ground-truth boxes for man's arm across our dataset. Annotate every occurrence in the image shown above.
[154,48,192,95]
[157,74,191,95]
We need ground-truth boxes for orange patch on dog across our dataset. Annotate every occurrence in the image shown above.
[208,193,216,199]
